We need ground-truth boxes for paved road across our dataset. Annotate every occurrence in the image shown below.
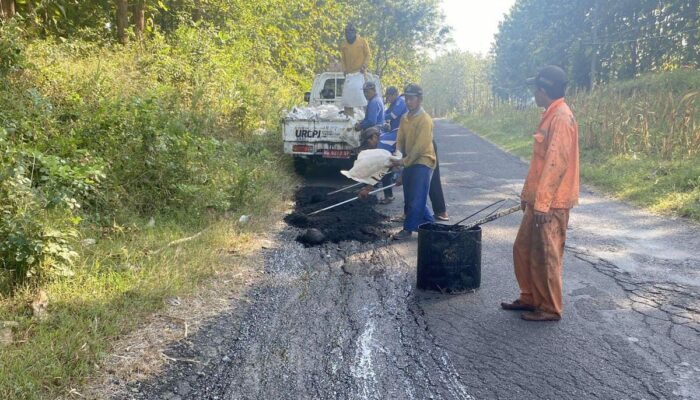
[124,120,700,400]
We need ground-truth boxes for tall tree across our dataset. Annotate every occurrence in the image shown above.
[133,0,145,39]
[116,0,129,44]
[349,0,449,84]
[0,0,15,19]
[491,0,700,99]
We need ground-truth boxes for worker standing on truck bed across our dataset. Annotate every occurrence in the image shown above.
[501,65,580,322]
[340,23,371,117]
[391,84,436,240]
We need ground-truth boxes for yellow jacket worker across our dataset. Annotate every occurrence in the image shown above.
[340,24,371,116]
[340,24,371,74]
[392,84,436,240]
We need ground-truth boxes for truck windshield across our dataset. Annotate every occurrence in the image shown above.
[320,78,344,100]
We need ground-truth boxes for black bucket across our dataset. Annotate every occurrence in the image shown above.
[416,223,482,293]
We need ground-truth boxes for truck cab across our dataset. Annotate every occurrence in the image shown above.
[305,72,347,107]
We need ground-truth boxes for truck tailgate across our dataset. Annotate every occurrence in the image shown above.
[282,120,352,142]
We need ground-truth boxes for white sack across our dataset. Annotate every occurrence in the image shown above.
[285,104,347,121]
[342,72,367,108]
[340,149,402,185]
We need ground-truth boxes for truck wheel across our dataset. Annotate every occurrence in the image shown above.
[293,158,308,175]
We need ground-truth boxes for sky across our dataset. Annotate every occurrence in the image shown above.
[440,0,516,55]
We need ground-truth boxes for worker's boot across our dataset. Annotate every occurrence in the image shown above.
[521,310,561,321]
[392,229,412,241]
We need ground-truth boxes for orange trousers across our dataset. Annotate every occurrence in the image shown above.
[512,206,570,315]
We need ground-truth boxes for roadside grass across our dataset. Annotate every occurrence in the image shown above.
[580,154,700,219]
[0,148,297,400]
[453,71,700,221]
[0,28,306,399]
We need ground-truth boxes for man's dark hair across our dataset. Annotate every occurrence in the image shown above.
[403,83,423,97]
[386,86,399,96]
[360,127,380,148]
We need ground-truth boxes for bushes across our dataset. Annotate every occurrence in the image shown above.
[0,131,87,289]
[0,28,300,290]
[453,70,700,220]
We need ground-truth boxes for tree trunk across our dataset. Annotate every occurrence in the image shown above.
[133,0,145,40]
[0,0,16,19]
[589,0,598,89]
[686,0,699,67]
[192,0,202,22]
[116,0,129,44]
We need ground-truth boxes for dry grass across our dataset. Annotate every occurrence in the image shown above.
[454,70,700,221]
[72,221,285,400]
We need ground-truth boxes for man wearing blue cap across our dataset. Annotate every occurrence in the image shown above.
[354,81,385,132]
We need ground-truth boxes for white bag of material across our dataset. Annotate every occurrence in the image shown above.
[339,128,360,148]
[285,104,347,121]
[342,72,368,108]
[341,149,402,185]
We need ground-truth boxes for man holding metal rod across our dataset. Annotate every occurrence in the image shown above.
[501,65,580,322]
[390,84,436,240]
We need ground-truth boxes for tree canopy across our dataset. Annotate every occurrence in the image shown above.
[1,0,448,86]
[491,0,699,99]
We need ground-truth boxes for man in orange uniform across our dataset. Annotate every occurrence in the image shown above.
[501,65,579,322]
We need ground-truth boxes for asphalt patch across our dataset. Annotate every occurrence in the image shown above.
[284,186,390,246]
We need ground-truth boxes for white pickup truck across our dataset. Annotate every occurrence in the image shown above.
[282,72,382,174]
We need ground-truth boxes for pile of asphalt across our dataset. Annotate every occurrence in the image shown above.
[284,186,390,246]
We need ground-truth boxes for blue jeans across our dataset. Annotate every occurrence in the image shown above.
[402,164,434,231]
[381,171,395,198]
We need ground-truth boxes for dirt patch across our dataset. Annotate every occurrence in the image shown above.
[284,186,390,246]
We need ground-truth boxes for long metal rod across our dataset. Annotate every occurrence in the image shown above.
[309,184,397,215]
[451,199,505,227]
[462,205,522,230]
[326,182,365,196]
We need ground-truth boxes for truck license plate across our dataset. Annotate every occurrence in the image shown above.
[323,150,351,159]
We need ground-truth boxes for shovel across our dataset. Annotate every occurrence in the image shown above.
[309,184,397,216]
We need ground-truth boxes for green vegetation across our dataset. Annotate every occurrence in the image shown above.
[0,0,450,397]
[0,29,299,398]
[454,70,700,220]
[421,51,491,117]
[492,0,699,98]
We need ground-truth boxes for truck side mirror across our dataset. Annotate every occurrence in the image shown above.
[304,92,311,102]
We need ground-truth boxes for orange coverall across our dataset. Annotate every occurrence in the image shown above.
[513,97,579,316]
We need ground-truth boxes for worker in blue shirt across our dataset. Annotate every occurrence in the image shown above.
[384,86,407,131]
[354,81,384,131]
[374,86,406,204]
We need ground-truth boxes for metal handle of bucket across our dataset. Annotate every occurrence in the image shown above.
[451,199,506,227]
[462,204,522,230]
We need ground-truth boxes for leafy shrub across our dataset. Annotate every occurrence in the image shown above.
[0,28,301,289]
[0,131,86,289]
[0,19,27,76]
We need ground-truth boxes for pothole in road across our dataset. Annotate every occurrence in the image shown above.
[284,186,391,246]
